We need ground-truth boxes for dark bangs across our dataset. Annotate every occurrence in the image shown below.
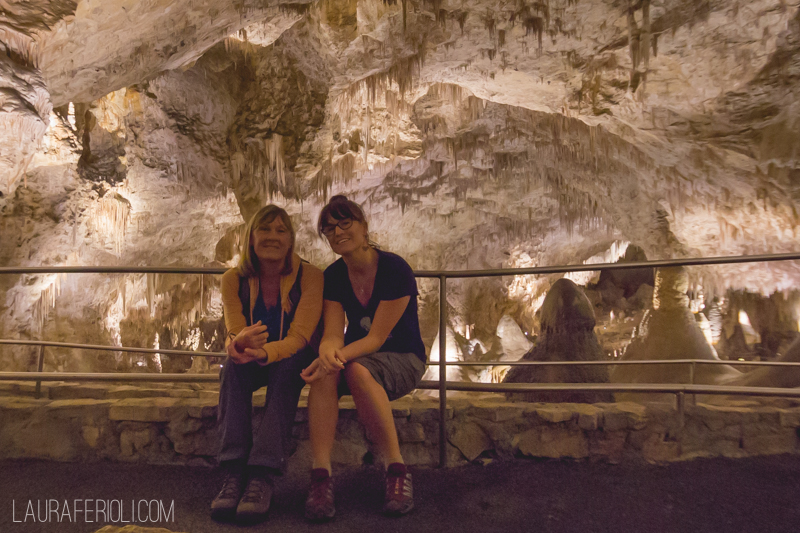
[317,196,366,236]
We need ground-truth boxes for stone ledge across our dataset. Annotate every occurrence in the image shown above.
[0,394,798,467]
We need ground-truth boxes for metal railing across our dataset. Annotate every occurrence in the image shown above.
[2,251,800,467]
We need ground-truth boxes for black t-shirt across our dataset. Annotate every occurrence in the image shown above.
[323,249,426,363]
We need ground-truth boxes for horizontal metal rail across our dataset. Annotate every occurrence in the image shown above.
[0,339,224,358]
[1,251,799,277]
[414,252,800,279]
[0,266,228,275]
[0,372,220,382]
[3,372,800,400]
[419,381,800,398]
[448,360,800,367]
[4,339,800,368]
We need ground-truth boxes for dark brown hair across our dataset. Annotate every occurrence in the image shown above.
[316,195,368,236]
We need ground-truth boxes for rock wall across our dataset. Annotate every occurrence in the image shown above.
[2,382,799,466]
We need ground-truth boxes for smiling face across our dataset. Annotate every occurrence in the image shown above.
[251,216,292,265]
[323,215,367,256]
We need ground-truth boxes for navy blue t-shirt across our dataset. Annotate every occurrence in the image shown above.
[323,250,426,363]
[252,293,283,340]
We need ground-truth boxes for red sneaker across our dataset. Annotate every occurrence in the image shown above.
[305,468,335,522]
[383,462,414,516]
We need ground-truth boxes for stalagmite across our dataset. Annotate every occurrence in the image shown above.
[504,278,613,403]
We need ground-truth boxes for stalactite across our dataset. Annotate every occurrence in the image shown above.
[457,11,468,33]
[265,134,285,187]
[641,0,651,89]
[31,274,64,334]
[523,16,545,52]
[92,192,131,255]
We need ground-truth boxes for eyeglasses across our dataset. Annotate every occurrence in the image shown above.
[321,218,353,237]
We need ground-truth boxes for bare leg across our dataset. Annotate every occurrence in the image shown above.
[344,362,403,465]
[307,370,340,473]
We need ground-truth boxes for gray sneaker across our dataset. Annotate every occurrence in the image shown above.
[210,471,244,521]
[236,475,273,523]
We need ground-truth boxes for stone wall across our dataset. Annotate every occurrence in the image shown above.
[1,382,799,467]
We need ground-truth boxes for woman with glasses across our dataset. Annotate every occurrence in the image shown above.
[211,205,323,524]
[301,195,426,520]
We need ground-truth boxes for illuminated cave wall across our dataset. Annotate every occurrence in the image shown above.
[1,0,799,376]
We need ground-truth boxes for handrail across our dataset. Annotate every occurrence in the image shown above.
[418,381,800,397]
[1,251,799,277]
[3,339,797,367]
[3,373,800,399]
[414,252,800,278]
[0,339,224,358]
[450,360,800,367]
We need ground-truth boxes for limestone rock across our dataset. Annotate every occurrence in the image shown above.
[515,428,589,459]
[109,398,181,422]
[496,315,533,362]
[504,279,613,403]
[449,421,493,461]
[613,267,742,390]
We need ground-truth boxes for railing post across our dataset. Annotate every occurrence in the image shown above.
[690,361,697,405]
[438,275,447,468]
[676,391,685,451]
[34,344,45,399]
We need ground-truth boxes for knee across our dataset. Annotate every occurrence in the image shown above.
[344,363,373,391]
[309,370,340,393]
[220,360,246,387]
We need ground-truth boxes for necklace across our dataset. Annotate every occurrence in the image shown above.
[348,248,377,303]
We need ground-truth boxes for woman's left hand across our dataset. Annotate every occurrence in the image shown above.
[318,346,346,374]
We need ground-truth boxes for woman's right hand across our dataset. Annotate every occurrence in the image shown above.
[300,359,324,383]
[318,345,346,374]
[228,321,268,363]
[233,321,269,351]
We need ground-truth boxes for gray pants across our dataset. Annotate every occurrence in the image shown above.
[217,348,315,472]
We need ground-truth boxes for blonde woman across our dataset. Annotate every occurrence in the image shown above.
[211,205,323,524]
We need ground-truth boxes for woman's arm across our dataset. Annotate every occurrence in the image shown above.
[316,299,347,372]
[221,270,268,363]
[221,270,248,346]
[301,299,346,382]
[336,296,410,362]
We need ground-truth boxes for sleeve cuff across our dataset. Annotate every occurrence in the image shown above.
[258,346,279,365]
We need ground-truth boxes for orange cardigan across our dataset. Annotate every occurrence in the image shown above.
[221,253,323,365]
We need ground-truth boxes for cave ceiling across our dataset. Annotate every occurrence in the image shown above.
[1,0,800,340]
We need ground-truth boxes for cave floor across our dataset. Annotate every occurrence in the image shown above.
[1,455,798,533]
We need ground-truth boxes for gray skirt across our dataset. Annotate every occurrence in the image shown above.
[337,352,426,401]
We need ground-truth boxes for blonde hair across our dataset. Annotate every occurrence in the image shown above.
[238,205,295,278]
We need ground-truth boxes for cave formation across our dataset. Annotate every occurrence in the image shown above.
[1,0,799,390]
